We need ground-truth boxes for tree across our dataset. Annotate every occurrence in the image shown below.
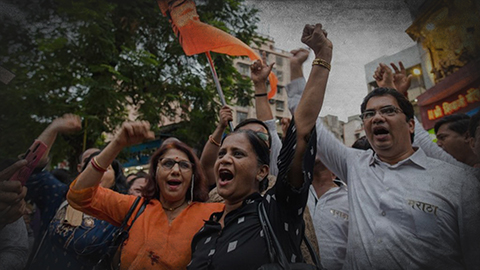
[0,0,261,171]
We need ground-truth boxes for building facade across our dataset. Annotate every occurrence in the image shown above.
[343,115,365,147]
[404,0,480,130]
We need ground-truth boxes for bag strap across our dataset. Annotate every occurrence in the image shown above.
[258,202,323,270]
[258,202,276,264]
[120,196,142,230]
[109,197,148,270]
[113,196,148,245]
[127,198,147,231]
[258,202,291,269]
[303,233,322,268]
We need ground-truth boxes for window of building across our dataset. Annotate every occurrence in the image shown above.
[237,111,248,124]
[276,56,283,67]
[277,85,284,95]
[368,81,378,93]
[276,70,283,82]
[237,63,250,76]
[275,100,284,111]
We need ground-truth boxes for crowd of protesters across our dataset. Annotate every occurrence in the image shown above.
[1,22,479,270]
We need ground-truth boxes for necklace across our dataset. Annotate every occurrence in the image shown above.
[162,201,186,212]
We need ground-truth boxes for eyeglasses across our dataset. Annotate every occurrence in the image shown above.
[255,132,270,144]
[361,105,403,120]
[158,158,193,171]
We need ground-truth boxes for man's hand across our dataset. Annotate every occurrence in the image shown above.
[289,48,310,82]
[289,48,310,67]
[218,106,233,129]
[373,63,395,89]
[390,61,412,96]
[0,160,28,228]
[114,121,155,148]
[301,23,332,62]
[250,51,275,86]
[373,62,412,97]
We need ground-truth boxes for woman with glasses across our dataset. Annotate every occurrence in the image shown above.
[67,121,224,269]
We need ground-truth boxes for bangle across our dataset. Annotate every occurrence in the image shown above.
[90,157,107,173]
[312,58,331,71]
[254,93,268,97]
[209,135,221,147]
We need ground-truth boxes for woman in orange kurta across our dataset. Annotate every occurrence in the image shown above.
[67,122,224,269]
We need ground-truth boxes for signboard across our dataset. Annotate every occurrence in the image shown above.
[418,60,480,130]
[425,87,480,121]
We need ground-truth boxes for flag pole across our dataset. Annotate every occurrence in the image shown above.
[205,51,234,132]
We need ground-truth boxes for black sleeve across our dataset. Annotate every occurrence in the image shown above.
[263,117,317,263]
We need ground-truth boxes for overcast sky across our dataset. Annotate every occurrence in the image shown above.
[244,0,417,121]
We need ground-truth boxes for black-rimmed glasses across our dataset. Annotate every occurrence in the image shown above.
[158,158,193,171]
[361,105,403,120]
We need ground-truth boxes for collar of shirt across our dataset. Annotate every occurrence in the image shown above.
[369,147,428,169]
[333,179,346,187]
[207,192,262,225]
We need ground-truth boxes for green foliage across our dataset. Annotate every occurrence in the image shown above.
[0,0,260,170]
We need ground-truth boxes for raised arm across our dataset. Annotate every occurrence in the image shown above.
[200,106,232,187]
[250,51,282,176]
[289,48,310,82]
[71,121,154,190]
[36,114,82,167]
[251,51,275,121]
[287,48,310,114]
[289,23,332,188]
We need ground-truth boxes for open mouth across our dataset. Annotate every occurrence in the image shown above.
[167,179,182,186]
[219,169,234,182]
[373,126,389,136]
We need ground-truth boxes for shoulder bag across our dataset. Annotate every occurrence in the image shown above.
[93,196,148,270]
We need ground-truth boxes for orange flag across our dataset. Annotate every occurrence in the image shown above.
[158,0,277,99]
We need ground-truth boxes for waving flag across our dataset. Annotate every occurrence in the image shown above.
[158,0,278,99]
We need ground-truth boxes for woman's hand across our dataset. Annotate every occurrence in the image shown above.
[250,51,275,86]
[113,121,155,148]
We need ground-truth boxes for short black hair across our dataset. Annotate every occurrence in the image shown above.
[361,88,414,121]
[434,114,470,135]
[234,118,272,149]
[360,88,415,143]
[468,111,480,138]
[51,168,74,185]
